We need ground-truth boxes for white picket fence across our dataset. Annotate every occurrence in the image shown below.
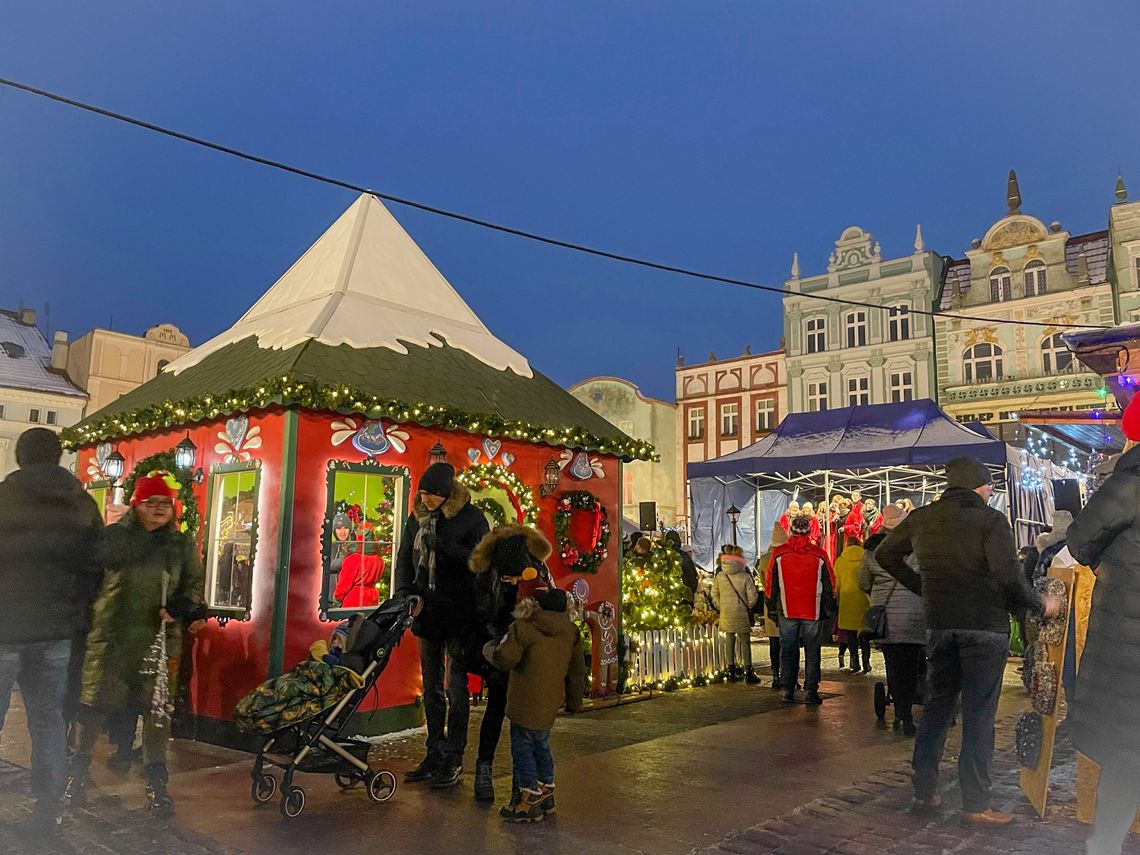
[627,624,726,690]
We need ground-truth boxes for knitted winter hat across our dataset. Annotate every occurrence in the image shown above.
[945,457,992,490]
[537,588,568,613]
[418,462,455,498]
[789,515,812,537]
[15,428,62,466]
[1122,395,1140,443]
[131,472,177,505]
[881,504,908,530]
[1015,712,1043,768]
[332,511,352,530]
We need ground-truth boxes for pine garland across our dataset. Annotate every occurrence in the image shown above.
[456,463,539,526]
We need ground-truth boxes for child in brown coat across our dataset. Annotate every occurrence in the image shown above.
[483,587,586,822]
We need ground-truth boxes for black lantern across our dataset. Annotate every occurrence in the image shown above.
[104,449,125,483]
[429,441,448,465]
[174,433,197,471]
[540,458,561,497]
[727,504,741,546]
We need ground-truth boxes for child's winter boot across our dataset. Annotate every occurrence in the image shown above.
[499,787,545,822]
[538,781,556,815]
[144,763,175,817]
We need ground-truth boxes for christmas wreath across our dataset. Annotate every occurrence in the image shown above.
[554,490,611,575]
[123,450,201,538]
[456,463,538,526]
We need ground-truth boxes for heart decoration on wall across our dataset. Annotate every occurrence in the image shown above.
[467,448,481,463]
[482,438,502,460]
[330,418,409,458]
[500,452,515,468]
[215,416,263,463]
[558,449,606,480]
[225,416,249,450]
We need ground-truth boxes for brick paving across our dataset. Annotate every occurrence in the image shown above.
[700,718,1139,855]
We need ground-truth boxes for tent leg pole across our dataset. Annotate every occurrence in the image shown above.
[885,469,891,505]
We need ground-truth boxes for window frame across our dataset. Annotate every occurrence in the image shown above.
[755,397,775,432]
[720,402,740,437]
[805,316,827,354]
[989,267,1012,302]
[806,380,829,412]
[844,311,868,348]
[846,375,870,407]
[1041,333,1074,374]
[320,459,411,621]
[963,342,1004,384]
[0,403,5,420]
[202,460,262,620]
[1024,260,1047,297]
[46,410,58,426]
[28,408,40,424]
[687,407,705,439]
[889,370,915,402]
[888,304,911,342]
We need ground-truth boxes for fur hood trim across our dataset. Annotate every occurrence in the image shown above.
[513,597,543,621]
[413,479,471,522]
[468,523,553,574]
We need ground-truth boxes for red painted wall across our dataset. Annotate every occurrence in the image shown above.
[78,409,622,728]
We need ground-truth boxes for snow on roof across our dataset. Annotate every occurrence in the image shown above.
[0,310,86,398]
[167,194,532,377]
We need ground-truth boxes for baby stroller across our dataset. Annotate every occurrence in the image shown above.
[238,595,421,818]
[873,654,927,721]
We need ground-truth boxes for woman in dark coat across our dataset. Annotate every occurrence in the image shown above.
[1066,405,1140,855]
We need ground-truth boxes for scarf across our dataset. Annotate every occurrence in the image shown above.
[413,512,440,591]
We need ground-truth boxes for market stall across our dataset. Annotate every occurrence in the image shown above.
[66,194,653,747]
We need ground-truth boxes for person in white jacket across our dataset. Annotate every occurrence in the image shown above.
[712,550,760,683]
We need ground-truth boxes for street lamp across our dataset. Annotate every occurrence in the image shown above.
[429,441,448,465]
[175,433,197,471]
[540,458,561,497]
[727,504,741,546]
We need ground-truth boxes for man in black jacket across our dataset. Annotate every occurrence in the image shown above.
[394,463,489,790]
[0,429,103,838]
[876,457,1059,826]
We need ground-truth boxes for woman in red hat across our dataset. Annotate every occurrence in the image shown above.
[67,471,207,817]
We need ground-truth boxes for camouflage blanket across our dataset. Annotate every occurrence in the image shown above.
[235,659,364,734]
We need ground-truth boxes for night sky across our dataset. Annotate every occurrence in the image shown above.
[3,2,1139,401]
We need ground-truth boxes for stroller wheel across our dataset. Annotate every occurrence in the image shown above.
[368,770,397,803]
[874,682,888,720]
[251,773,277,804]
[334,772,359,790]
[280,786,306,819]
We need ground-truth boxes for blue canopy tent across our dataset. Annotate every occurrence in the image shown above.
[686,400,1010,568]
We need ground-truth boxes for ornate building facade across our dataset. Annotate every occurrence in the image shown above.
[935,172,1113,439]
[674,346,786,530]
[1109,176,1140,323]
[783,226,945,412]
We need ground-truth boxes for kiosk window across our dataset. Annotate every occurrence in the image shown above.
[205,465,260,613]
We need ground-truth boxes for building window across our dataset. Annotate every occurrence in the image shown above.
[845,311,868,348]
[1042,333,1074,374]
[805,317,827,354]
[0,342,27,359]
[888,305,911,342]
[889,370,914,402]
[0,404,5,420]
[46,411,58,425]
[720,402,740,436]
[755,398,775,432]
[1134,256,1140,289]
[688,408,705,439]
[156,359,170,376]
[1024,260,1047,297]
[989,267,1012,302]
[963,342,1004,383]
[204,463,261,613]
[622,468,635,506]
[28,408,40,423]
[846,376,870,406]
[806,381,829,412]
[322,462,407,615]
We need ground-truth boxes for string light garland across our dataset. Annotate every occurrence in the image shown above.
[554,490,611,574]
[62,375,657,462]
[621,540,693,632]
[456,462,539,526]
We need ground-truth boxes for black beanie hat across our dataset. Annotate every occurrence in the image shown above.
[16,428,63,466]
[945,457,992,490]
[537,588,568,613]
[418,462,455,498]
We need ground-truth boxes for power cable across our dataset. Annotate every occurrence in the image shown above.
[0,76,1111,331]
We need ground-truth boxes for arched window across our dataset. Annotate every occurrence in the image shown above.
[156,359,170,377]
[989,267,1012,302]
[1024,260,1047,297]
[1041,333,1073,374]
[963,342,1003,383]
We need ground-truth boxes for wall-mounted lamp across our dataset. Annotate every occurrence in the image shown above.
[175,433,197,471]
[540,458,561,497]
[429,441,449,465]
[103,449,125,483]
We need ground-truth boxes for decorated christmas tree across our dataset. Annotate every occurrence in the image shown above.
[621,539,693,632]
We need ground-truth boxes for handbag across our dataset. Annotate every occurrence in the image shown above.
[724,573,758,627]
[860,579,897,640]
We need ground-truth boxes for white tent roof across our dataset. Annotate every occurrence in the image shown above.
[167,194,532,377]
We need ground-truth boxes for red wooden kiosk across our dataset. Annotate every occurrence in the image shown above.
[67,194,652,746]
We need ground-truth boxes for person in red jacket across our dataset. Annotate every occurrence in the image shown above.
[334,526,384,609]
[766,515,837,706]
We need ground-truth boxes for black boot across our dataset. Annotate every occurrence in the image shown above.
[404,753,441,783]
[474,760,494,803]
[144,763,175,817]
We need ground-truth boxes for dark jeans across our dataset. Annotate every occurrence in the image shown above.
[839,637,872,669]
[509,722,553,791]
[779,617,823,693]
[768,637,781,683]
[912,629,1008,812]
[881,643,924,723]
[418,636,470,765]
[477,673,508,764]
[1088,757,1140,855]
[0,640,71,806]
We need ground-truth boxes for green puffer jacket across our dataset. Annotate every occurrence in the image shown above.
[80,511,207,710]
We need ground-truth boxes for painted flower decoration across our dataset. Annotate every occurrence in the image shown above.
[214,415,262,463]
[87,442,113,480]
[331,418,409,457]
